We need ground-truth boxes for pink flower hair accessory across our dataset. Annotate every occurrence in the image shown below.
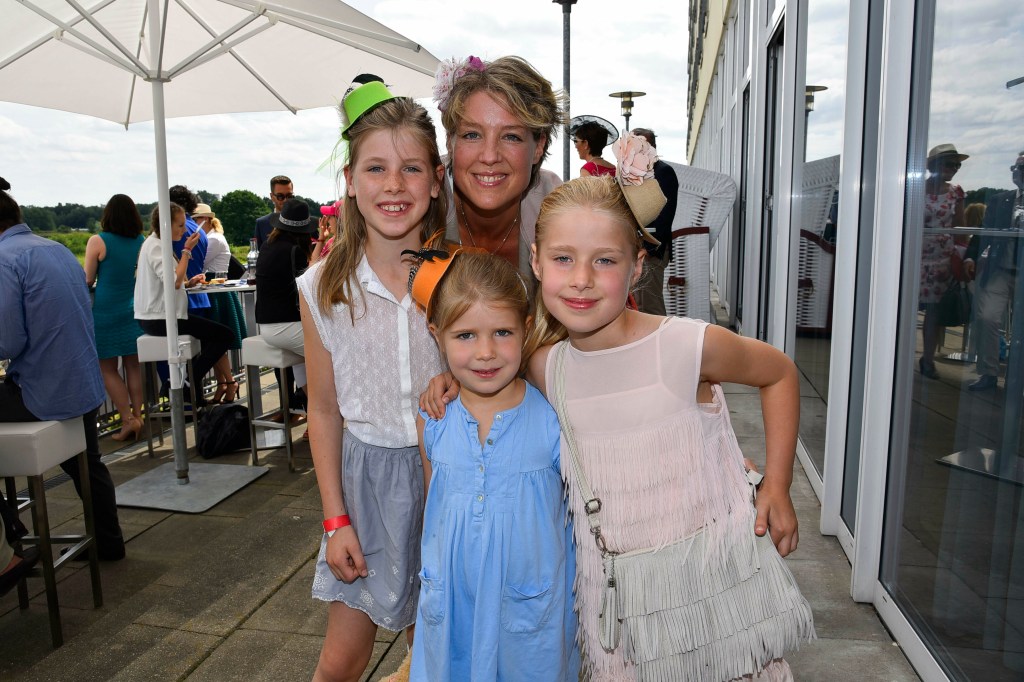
[433,55,486,112]
[612,132,658,186]
[612,132,666,241]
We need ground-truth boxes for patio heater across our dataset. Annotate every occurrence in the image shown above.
[804,85,827,158]
[609,90,645,132]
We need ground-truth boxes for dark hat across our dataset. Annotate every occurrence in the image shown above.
[570,114,619,146]
[270,198,316,234]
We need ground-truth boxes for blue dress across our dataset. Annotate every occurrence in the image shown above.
[92,232,145,359]
[410,383,579,682]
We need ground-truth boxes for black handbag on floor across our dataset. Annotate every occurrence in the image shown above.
[196,403,251,458]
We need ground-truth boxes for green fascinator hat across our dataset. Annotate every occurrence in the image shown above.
[341,81,397,140]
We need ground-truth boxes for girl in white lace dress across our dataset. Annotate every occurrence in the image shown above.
[297,83,448,682]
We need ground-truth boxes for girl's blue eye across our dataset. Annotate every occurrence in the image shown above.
[455,332,474,340]
[495,329,513,337]
[403,165,422,173]
[553,255,571,263]
[596,257,615,265]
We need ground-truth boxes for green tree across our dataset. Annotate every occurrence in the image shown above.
[964,186,1011,208]
[217,189,267,246]
[22,206,57,231]
[295,194,321,217]
[196,189,220,205]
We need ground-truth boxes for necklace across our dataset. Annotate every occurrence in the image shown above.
[458,198,520,254]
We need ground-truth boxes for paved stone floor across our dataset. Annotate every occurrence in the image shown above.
[0,374,922,681]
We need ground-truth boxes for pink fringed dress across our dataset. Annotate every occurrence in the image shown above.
[546,317,813,681]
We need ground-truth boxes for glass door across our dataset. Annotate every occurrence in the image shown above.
[881,1,1024,679]
[736,85,750,327]
[792,0,849,478]
[760,28,785,341]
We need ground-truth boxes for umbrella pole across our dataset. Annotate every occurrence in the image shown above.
[149,0,189,485]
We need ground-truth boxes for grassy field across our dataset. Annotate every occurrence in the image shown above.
[41,231,91,264]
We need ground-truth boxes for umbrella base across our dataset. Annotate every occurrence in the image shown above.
[115,462,269,513]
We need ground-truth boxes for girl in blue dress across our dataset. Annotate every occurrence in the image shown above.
[408,250,579,681]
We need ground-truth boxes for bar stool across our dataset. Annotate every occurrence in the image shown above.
[137,334,201,458]
[242,335,303,472]
[0,419,102,647]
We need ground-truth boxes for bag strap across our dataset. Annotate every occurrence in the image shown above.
[552,342,614,556]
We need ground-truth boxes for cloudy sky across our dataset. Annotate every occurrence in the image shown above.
[0,0,689,208]
[928,2,1024,193]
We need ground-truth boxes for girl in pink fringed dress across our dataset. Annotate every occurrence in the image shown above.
[522,138,813,682]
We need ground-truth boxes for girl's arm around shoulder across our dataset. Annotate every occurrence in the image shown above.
[701,325,801,557]
[418,371,459,420]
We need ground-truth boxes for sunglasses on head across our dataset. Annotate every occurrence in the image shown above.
[1011,164,1024,172]
[273,192,294,201]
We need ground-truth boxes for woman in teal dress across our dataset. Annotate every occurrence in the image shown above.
[84,194,146,441]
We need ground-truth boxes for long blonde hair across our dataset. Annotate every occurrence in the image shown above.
[315,97,448,319]
[522,176,643,360]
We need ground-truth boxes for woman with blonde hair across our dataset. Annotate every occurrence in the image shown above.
[434,55,566,282]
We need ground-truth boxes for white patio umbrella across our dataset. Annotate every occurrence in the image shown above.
[0,0,439,485]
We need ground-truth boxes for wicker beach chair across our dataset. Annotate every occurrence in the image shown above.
[662,161,737,321]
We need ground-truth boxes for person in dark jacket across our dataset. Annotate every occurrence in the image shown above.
[631,127,679,315]
[255,198,316,416]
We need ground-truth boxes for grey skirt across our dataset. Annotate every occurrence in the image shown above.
[311,430,424,630]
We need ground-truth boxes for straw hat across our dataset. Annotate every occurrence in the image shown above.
[620,182,665,246]
[192,203,215,218]
[927,143,969,163]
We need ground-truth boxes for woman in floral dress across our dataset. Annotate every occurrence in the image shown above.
[919,144,967,379]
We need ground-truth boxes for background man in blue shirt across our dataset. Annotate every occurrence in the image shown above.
[0,177,125,561]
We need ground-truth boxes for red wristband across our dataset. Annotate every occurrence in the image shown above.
[322,515,351,533]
